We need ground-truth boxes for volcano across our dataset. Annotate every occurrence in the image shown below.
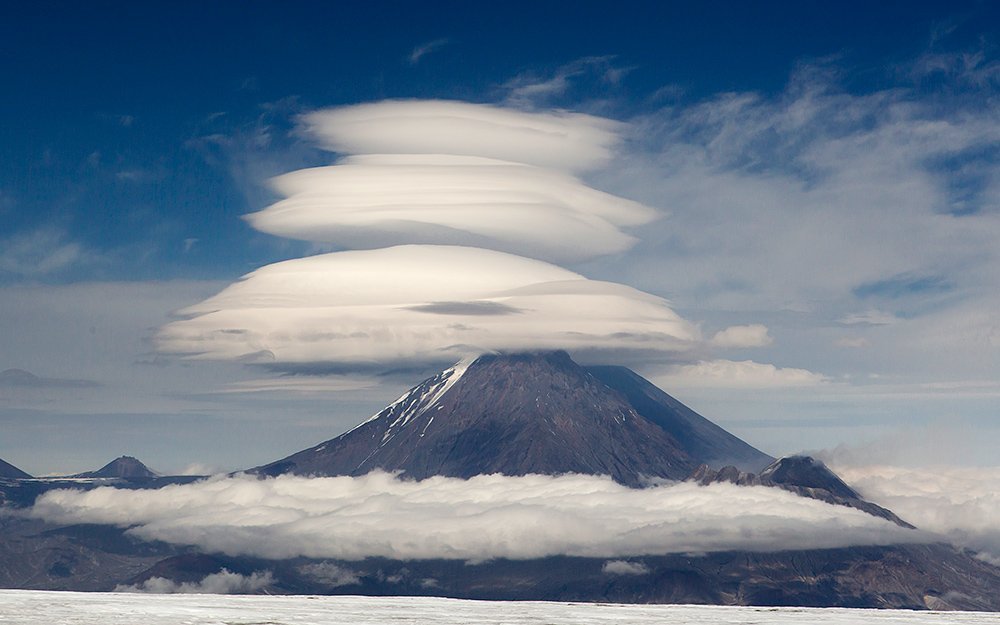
[253,351,773,486]
[70,456,158,479]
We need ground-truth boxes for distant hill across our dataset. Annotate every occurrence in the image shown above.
[71,456,158,479]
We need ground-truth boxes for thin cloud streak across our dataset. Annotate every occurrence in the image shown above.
[408,38,450,65]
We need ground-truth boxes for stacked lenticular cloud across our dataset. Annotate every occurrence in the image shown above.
[158,100,700,366]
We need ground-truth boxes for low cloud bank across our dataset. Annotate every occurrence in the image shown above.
[31,472,916,562]
[115,569,273,594]
[837,465,1000,565]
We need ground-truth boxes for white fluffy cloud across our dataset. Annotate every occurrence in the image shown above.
[247,154,656,262]
[300,99,623,172]
[837,465,1000,566]
[602,560,650,575]
[710,324,773,348]
[29,472,918,562]
[115,569,274,594]
[655,359,828,389]
[157,245,700,366]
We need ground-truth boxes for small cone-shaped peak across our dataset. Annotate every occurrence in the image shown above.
[75,455,158,479]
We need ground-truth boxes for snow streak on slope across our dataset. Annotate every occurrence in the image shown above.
[1,591,999,625]
[340,357,472,444]
[381,357,472,442]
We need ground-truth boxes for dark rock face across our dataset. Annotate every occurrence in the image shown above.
[27,539,994,611]
[689,456,914,528]
[0,516,177,591]
[71,456,158,479]
[253,351,773,487]
[587,365,773,472]
[0,458,31,480]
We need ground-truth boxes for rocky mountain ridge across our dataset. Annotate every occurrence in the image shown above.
[689,456,914,528]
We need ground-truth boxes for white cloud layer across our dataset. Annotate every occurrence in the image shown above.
[247,154,656,262]
[837,465,1000,566]
[29,472,918,561]
[300,100,624,172]
[157,245,699,366]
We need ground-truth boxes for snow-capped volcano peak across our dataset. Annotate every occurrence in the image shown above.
[252,351,772,485]
[345,356,474,439]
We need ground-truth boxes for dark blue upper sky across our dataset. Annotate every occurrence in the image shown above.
[3,0,996,282]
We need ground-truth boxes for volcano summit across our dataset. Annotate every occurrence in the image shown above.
[253,351,774,486]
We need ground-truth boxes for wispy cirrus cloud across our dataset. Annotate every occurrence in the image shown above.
[502,56,632,108]
[0,228,98,279]
[407,38,450,65]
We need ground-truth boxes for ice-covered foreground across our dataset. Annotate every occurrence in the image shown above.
[1,591,999,625]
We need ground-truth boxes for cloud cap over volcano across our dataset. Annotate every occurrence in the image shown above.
[158,101,709,370]
[157,245,700,367]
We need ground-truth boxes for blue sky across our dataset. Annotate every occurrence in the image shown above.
[2,1,999,475]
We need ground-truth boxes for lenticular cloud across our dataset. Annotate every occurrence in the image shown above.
[299,99,623,172]
[157,100,698,367]
[158,245,698,365]
[247,154,654,261]
[249,101,657,262]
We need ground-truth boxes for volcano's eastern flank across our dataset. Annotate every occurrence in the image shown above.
[252,351,774,486]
